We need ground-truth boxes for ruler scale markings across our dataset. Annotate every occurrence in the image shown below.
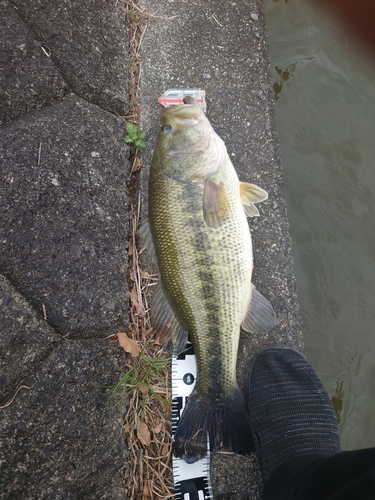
[172,341,213,500]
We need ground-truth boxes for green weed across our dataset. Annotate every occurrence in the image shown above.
[128,10,140,23]
[125,122,146,155]
[109,342,171,427]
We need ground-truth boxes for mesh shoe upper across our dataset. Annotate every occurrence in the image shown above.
[245,345,341,482]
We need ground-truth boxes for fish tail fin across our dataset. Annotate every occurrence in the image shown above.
[173,386,254,464]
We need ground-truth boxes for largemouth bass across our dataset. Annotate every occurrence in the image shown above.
[140,96,276,463]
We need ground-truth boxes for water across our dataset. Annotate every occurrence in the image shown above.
[264,0,375,450]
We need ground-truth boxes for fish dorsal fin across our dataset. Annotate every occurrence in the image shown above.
[151,282,189,355]
[241,284,276,333]
[138,218,157,265]
[203,179,231,228]
[240,182,268,218]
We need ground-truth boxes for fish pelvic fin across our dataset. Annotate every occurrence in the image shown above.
[240,182,268,218]
[173,386,254,464]
[203,179,231,228]
[241,284,277,333]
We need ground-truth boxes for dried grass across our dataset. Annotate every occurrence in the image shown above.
[111,4,175,498]
[119,198,174,499]
[125,0,149,122]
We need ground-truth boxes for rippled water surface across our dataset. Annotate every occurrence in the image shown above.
[264,0,375,449]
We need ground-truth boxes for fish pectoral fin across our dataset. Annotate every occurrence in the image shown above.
[151,283,188,355]
[240,182,268,218]
[203,179,231,228]
[241,284,276,333]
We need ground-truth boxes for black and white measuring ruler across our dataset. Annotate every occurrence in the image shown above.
[172,343,214,500]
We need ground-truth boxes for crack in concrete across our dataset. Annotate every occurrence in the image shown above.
[9,0,129,119]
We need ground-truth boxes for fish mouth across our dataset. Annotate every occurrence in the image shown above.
[161,97,202,128]
[160,97,226,177]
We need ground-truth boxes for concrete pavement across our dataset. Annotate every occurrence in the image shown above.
[1,1,129,498]
[1,0,302,498]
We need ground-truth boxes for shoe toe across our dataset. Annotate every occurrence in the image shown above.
[246,344,341,481]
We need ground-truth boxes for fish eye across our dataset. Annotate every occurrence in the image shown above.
[161,124,172,134]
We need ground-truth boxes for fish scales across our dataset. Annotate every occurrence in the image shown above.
[143,96,276,463]
[150,157,251,397]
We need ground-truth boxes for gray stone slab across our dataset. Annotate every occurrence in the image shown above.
[0,274,61,404]
[0,0,68,125]
[139,0,303,497]
[0,94,129,337]
[211,453,262,500]
[0,339,126,500]
[11,0,129,116]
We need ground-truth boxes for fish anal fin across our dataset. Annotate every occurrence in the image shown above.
[151,283,188,355]
[241,284,276,333]
[203,179,230,228]
[240,182,268,218]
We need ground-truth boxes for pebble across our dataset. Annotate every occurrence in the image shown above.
[70,244,81,258]
[251,13,258,21]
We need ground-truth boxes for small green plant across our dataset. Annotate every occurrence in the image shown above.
[110,352,170,415]
[109,340,171,428]
[128,10,140,23]
[125,122,145,155]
